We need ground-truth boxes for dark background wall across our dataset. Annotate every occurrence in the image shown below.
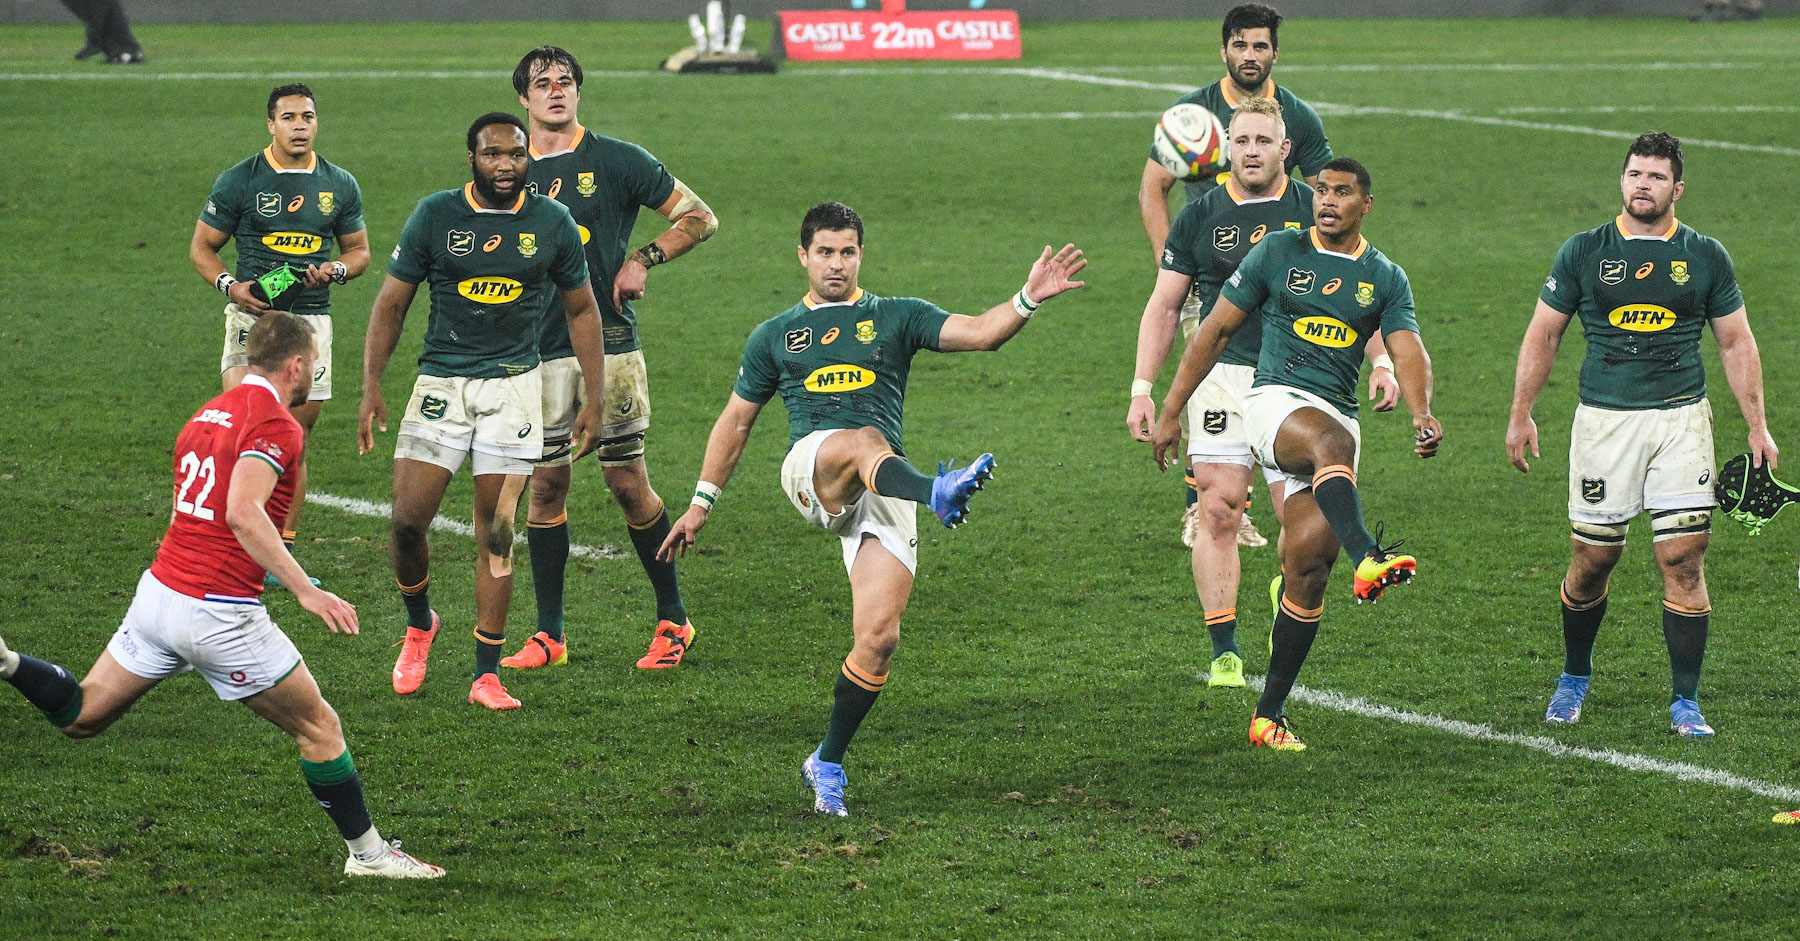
[6,0,1794,24]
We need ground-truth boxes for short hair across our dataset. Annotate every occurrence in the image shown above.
[467,111,527,153]
[246,311,315,372]
[266,83,315,119]
[512,45,584,97]
[1625,131,1684,182]
[1229,96,1287,142]
[1221,4,1283,48]
[800,202,864,249]
[1319,156,1373,196]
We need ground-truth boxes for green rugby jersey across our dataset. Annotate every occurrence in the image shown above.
[1162,173,1315,367]
[199,147,365,315]
[387,184,589,379]
[1151,79,1332,204]
[1539,215,1742,411]
[527,126,678,357]
[733,289,952,455]
[1221,227,1418,419]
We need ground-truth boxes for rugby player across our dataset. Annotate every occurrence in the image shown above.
[1151,158,1440,752]
[1128,99,1395,689]
[657,202,1085,815]
[0,313,442,878]
[503,46,719,672]
[191,83,370,586]
[358,112,604,710]
[1506,132,1775,737]
[1136,3,1334,546]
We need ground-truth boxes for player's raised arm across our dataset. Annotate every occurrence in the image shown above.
[1149,295,1249,470]
[1127,269,1193,441]
[1138,160,1180,263]
[936,244,1086,353]
[357,275,419,455]
[657,393,765,561]
[614,179,719,310]
[1384,329,1441,458]
[190,220,272,314]
[1506,299,1575,473]
[1711,307,1778,469]
[561,280,608,459]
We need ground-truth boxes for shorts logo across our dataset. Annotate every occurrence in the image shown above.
[1607,304,1675,332]
[1581,476,1606,504]
[314,366,326,382]
[1355,281,1375,308]
[1250,224,1268,244]
[229,670,248,684]
[1286,268,1316,295]
[577,172,597,197]
[518,423,533,438]
[261,232,323,255]
[1322,277,1342,296]
[856,320,877,344]
[256,192,282,217]
[618,395,634,415]
[797,490,811,508]
[448,230,475,256]
[1213,226,1239,251]
[821,327,840,345]
[456,277,525,303]
[1203,410,1227,435]
[785,327,814,353]
[1635,262,1654,280]
[1699,470,1710,486]
[1671,260,1690,285]
[318,192,335,215]
[803,364,874,393]
[1598,259,1626,284]
[484,234,503,253]
[420,395,448,420]
[518,233,537,258]
[1293,316,1358,348]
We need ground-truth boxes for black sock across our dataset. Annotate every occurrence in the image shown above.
[1663,601,1710,702]
[527,516,569,642]
[1309,467,1378,560]
[5,655,83,727]
[1205,609,1240,659]
[627,505,688,624]
[300,750,374,842]
[1561,582,1608,676]
[474,629,505,679]
[399,578,432,632]
[869,452,936,505]
[1256,597,1321,719]
[817,658,886,764]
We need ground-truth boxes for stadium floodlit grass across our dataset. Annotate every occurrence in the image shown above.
[3,15,1800,938]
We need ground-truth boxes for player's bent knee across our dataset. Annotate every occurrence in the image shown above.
[392,519,430,555]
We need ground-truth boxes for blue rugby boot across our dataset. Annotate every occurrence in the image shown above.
[928,453,996,529]
[1670,696,1715,738]
[1544,672,1589,724]
[802,750,850,817]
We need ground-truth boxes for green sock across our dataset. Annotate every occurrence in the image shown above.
[1663,601,1710,702]
[399,578,432,632]
[870,453,935,505]
[1561,582,1608,676]
[627,506,688,624]
[1309,469,1377,560]
[1205,611,1240,659]
[527,517,569,642]
[299,749,373,841]
[817,658,886,764]
[474,629,505,679]
[1256,599,1321,720]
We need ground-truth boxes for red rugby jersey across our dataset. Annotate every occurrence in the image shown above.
[149,375,303,600]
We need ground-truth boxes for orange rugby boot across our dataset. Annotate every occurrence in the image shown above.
[468,673,522,710]
[391,611,439,694]
[500,631,567,669]
[635,620,696,669]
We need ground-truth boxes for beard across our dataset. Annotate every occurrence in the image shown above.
[1228,60,1266,90]
[1624,193,1673,222]
[471,168,518,205]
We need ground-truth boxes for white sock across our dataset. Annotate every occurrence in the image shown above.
[347,826,385,860]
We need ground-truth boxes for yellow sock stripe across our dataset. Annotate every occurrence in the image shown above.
[1663,600,1712,616]
[864,451,899,495]
[1204,608,1237,626]
[627,501,667,531]
[1312,464,1355,488]
[473,629,506,645]
[1560,581,1607,611]
[397,576,429,595]
[1279,597,1324,622]
[528,511,569,529]
[841,657,888,692]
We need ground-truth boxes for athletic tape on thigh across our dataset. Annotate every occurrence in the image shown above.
[1571,520,1628,546]
[1650,507,1711,541]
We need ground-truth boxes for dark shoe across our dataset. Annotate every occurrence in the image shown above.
[104,50,145,65]
[74,43,102,61]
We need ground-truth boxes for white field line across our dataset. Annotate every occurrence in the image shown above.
[306,492,628,561]
[1243,675,1800,803]
[950,109,1163,121]
[1495,104,1800,115]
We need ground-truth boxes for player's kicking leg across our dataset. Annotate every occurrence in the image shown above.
[1189,460,1253,688]
[389,457,451,695]
[1267,407,1413,603]
[1654,532,1714,737]
[1248,492,1339,752]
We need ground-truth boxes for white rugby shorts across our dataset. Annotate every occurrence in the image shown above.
[781,429,919,576]
[396,368,543,476]
[1568,400,1715,525]
[1241,384,1362,496]
[221,304,332,401]
[106,570,303,701]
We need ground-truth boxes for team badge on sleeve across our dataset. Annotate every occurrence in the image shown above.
[518,233,538,258]
[318,192,335,215]
[1286,268,1316,295]
[577,172,597,197]
[448,230,475,256]
[1598,259,1626,285]
[1671,260,1690,285]
[256,192,281,217]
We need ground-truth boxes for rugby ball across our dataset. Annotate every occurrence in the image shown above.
[1152,103,1229,182]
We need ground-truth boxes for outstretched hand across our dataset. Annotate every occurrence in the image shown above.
[657,506,708,562]
[1023,244,1087,303]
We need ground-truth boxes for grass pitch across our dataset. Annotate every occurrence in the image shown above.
[2,15,1800,939]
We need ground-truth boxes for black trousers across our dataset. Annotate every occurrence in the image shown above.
[61,0,141,56]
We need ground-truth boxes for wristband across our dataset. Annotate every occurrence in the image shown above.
[692,481,721,510]
[633,242,668,269]
[1011,286,1040,320]
[1370,353,1394,372]
[330,260,349,285]
[215,272,238,295]
[1131,379,1154,398]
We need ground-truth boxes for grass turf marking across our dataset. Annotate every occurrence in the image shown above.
[306,491,628,561]
[1244,675,1800,803]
